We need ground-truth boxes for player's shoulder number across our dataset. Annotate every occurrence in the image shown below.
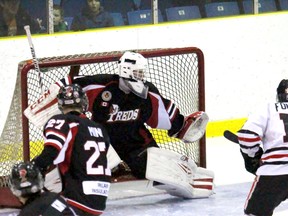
[46,118,65,130]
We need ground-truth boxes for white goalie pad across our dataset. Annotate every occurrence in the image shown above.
[44,166,62,193]
[107,144,122,170]
[24,83,62,128]
[146,147,214,199]
[177,111,209,143]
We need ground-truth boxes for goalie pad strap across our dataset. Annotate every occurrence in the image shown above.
[192,167,214,190]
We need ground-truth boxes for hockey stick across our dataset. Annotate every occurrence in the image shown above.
[223,130,239,144]
[24,25,45,93]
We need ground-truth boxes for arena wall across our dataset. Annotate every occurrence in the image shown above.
[1,12,288,136]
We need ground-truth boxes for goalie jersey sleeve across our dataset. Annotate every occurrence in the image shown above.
[34,111,111,213]
[145,81,185,135]
[237,102,288,176]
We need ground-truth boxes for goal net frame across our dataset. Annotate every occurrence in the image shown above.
[0,47,206,206]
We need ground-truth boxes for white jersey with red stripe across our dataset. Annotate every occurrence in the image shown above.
[239,102,288,176]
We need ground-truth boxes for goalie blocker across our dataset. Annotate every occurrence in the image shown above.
[24,81,63,128]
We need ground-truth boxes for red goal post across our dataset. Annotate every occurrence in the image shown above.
[0,47,206,192]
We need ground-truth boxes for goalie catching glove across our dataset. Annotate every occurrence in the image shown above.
[176,111,209,142]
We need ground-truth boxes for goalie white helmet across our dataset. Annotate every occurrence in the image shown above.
[118,51,149,99]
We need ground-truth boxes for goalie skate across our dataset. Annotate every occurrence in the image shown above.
[152,181,196,198]
[152,173,214,199]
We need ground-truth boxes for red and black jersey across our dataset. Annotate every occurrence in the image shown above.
[60,74,185,158]
[34,111,111,214]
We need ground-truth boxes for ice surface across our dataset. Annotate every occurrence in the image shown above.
[105,182,288,216]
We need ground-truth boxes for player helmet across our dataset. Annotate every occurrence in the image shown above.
[57,84,88,113]
[277,79,288,102]
[9,161,44,197]
[118,51,149,99]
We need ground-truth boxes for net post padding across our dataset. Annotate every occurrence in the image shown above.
[0,186,22,208]
[0,47,206,199]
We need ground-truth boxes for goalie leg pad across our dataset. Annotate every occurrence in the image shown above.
[107,144,122,170]
[146,147,214,199]
[44,166,62,193]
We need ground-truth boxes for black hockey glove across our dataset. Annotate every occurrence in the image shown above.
[240,147,263,175]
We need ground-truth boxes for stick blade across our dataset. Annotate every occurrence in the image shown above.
[223,130,239,144]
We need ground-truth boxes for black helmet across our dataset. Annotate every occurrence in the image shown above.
[277,79,288,102]
[57,84,88,113]
[9,161,44,197]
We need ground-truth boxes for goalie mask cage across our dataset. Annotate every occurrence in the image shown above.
[0,47,205,190]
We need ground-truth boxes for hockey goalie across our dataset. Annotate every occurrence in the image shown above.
[24,51,214,199]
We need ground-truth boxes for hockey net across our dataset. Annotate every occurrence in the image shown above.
[0,47,205,197]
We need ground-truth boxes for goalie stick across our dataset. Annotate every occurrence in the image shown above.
[223,130,239,144]
[24,25,45,93]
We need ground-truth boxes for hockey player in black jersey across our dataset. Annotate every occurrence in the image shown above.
[31,84,111,215]
[25,51,214,199]
[9,161,77,216]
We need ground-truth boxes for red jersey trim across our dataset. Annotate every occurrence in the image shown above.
[66,198,103,215]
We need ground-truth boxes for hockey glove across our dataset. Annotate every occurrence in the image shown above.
[240,147,263,175]
[177,111,209,143]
